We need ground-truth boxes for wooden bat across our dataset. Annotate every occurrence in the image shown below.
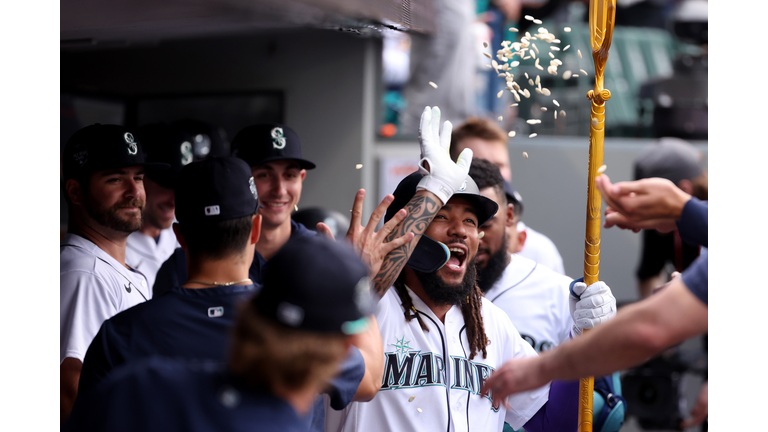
[580,0,616,431]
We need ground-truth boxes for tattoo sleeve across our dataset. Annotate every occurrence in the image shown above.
[373,191,442,296]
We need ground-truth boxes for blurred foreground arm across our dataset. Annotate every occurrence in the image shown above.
[481,272,707,398]
[349,316,384,401]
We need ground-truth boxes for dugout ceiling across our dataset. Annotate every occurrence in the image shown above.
[61,0,436,49]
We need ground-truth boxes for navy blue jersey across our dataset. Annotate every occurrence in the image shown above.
[682,254,707,305]
[675,198,708,304]
[676,198,707,248]
[78,284,260,396]
[77,281,366,430]
[154,220,315,296]
[66,357,309,432]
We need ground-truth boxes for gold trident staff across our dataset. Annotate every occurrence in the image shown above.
[580,0,616,431]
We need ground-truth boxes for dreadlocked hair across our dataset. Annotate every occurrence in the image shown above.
[394,274,429,331]
[393,273,490,360]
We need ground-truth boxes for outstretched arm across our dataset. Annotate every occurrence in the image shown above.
[482,274,707,398]
[596,174,691,233]
[372,190,443,296]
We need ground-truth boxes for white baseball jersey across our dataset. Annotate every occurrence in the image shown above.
[518,224,565,275]
[60,233,150,363]
[325,286,550,432]
[125,228,179,291]
[484,254,573,353]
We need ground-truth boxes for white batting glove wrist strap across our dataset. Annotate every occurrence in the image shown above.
[416,173,454,206]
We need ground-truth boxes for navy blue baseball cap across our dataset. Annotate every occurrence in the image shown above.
[256,235,375,335]
[175,157,259,224]
[384,171,499,273]
[62,124,170,180]
[231,124,316,170]
[137,123,195,189]
[172,118,230,160]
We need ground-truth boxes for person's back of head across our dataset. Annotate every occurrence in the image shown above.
[172,119,230,160]
[634,137,707,200]
[174,157,260,262]
[228,236,375,401]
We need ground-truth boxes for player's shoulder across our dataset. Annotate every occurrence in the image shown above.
[61,234,121,279]
[529,260,572,285]
[61,235,99,273]
[479,296,516,328]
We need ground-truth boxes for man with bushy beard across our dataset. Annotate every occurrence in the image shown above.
[60,124,169,422]
[469,158,592,352]
[469,159,623,431]
[326,107,614,432]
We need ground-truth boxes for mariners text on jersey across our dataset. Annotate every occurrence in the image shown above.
[324,286,550,432]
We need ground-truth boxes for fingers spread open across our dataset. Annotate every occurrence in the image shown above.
[347,189,366,238]
[440,120,453,152]
[377,209,408,241]
[364,194,394,239]
[431,106,441,143]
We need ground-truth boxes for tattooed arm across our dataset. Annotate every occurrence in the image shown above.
[372,190,442,296]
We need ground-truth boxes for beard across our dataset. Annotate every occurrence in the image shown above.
[85,195,144,234]
[413,260,478,307]
[477,233,509,294]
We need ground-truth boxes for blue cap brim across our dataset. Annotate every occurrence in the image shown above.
[406,235,450,273]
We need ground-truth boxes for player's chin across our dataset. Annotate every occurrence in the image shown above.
[437,265,466,285]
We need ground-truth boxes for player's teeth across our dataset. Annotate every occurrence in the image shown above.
[267,203,286,207]
[448,248,465,255]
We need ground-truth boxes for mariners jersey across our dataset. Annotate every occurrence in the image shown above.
[61,233,150,362]
[125,227,179,291]
[484,254,573,353]
[326,286,550,432]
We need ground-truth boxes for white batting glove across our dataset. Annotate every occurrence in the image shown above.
[569,278,617,337]
[416,106,473,205]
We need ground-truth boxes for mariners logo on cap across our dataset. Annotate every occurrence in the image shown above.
[124,132,138,155]
[249,176,258,200]
[180,141,193,165]
[72,143,88,167]
[271,127,286,150]
[458,180,467,192]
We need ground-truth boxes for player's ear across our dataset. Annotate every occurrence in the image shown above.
[515,229,527,253]
[250,214,262,244]
[65,178,84,206]
[504,203,516,227]
[173,223,188,251]
[300,169,307,181]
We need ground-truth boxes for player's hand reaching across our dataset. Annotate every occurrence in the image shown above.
[416,106,473,206]
[569,278,617,337]
[596,174,690,233]
[604,206,677,233]
[341,189,415,280]
[480,356,546,409]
